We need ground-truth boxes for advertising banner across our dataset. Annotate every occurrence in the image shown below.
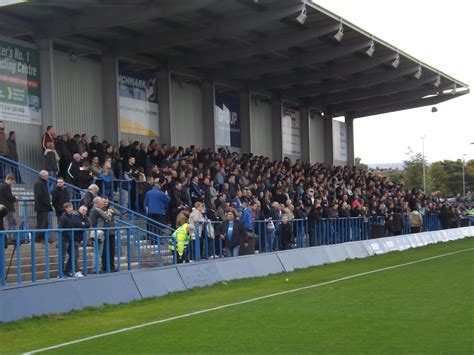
[282,108,301,157]
[118,63,158,137]
[214,93,241,148]
[0,38,41,125]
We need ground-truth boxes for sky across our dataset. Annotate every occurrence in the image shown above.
[313,0,474,165]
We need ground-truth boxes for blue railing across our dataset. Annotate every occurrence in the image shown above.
[0,156,173,235]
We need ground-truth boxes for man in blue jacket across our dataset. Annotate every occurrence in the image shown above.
[144,179,170,238]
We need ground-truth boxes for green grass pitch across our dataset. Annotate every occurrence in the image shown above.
[1,238,473,354]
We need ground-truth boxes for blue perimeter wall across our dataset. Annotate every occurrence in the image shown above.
[1,227,473,323]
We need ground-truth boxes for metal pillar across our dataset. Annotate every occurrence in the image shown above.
[102,54,119,145]
[345,115,355,167]
[271,93,282,161]
[300,105,310,163]
[201,81,215,150]
[239,89,252,154]
[323,115,334,165]
[156,70,172,146]
[36,37,56,133]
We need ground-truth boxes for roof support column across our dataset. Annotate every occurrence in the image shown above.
[345,115,355,167]
[36,37,56,133]
[201,81,215,150]
[271,93,283,161]
[300,104,310,163]
[239,89,252,154]
[157,69,172,146]
[102,54,119,145]
[323,114,334,165]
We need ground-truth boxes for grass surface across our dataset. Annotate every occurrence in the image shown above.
[1,238,473,354]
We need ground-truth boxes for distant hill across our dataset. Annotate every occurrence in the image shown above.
[367,163,404,170]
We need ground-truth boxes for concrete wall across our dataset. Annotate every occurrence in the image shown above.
[250,98,273,158]
[309,113,325,164]
[1,227,472,323]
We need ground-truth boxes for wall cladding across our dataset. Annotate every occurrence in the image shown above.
[3,120,42,170]
[250,98,273,158]
[170,81,203,148]
[53,52,104,139]
[309,113,325,164]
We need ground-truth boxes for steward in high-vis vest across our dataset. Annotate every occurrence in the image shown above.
[169,223,195,264]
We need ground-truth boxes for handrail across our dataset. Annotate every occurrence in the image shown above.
[0,155,174,233]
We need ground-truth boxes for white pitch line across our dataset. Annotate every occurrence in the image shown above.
[24,247,474,355]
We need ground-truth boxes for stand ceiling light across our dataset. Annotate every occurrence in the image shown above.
[414,65,422,79]
[391,52,400,68]
[366,39,375,57]
[296,3,307,24]
[334,23,344,42]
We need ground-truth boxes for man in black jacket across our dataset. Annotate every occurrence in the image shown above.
[0,174,17,231]
[216,211,248,257]
[51,177,70,222]
[58,202,76,277]
[80,184,99,213]
[34,170,52,242]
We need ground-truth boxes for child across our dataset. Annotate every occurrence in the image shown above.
[279,214,293,250]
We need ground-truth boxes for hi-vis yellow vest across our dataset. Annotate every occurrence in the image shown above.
[169,223,191,256]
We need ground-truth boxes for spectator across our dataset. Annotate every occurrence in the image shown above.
[43,141,59,192]
[101,197,118,272]
[143,179,170,229]
[75,162,93,189]
[51,177,70,222]
[42,125,56,151]
[67,153,82,185]
[58,202,81,278]
[6,131,22,183]
[0,174,17,232]
[409,204,423,233]
[80,184,100,213]
[0,203,8,249]
[56,134,72,178]
[34,170,52,243]
[72,205,90,273]
[279,214,293,250]
[217,211,248,257]
[89,196,111,271]
[176,206,191,228]
[89,136,104,162]
[0,121,9,180]
[98,164,114,200]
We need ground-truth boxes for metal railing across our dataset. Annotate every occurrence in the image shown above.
[0,156,173,235]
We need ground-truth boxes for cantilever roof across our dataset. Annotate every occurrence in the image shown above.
[0,0,469,118]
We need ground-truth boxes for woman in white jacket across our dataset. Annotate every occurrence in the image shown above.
[188,202,213,259]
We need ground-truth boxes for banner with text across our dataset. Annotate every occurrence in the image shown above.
[214,93,241,148]
[118,63,158,137]
[0,38,41,125]
[282,108,301,158]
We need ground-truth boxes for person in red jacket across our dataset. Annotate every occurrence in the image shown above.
[42,126,56,151]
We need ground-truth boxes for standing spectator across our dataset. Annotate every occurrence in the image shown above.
[216,211,248,257]
[58,202,79,277]
[189,175,204,206]
[98,164,114,200]
[34,170,52,243]
[144,179,170,235]
[0,174,17,231]
[71,205,90,276]
[56,134,72,178]
[279,214,293,250]
[0,203,8,249]
[89,196,111,271]
[43,141,59,192]
[75,162,93,190]
[89,136,104,162]
[6,131,22,183]
[67,153,82,185]
[101,197,118,272]
[392,208,404,235]
[52,177,70,223]
[0,121,9,180]
[80,184,100,213]
[409,204,423,233]
[42,125,56,151]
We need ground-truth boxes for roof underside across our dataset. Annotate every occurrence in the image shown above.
[0,0,469,118]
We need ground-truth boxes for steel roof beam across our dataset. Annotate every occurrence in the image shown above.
[218,38,373,79]
[114,3,305,56]
[247,53,399,91]
[281,64,420,99]
[311,74,439,106]
[351,91,469,119]
[329,84,453,115]
[47,0,216,37]
[169,22,341,70]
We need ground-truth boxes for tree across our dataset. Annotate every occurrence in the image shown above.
[355,157,368,171]
[388,170,404,184]
[403,148,427,191]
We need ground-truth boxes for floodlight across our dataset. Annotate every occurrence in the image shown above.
[366,40,375,57]
[414,65,422,79]
[451,84,457,95]
[296,5,307,24]
[334,23,344,42]
[433,75,441,88]
[391,53,400,68]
